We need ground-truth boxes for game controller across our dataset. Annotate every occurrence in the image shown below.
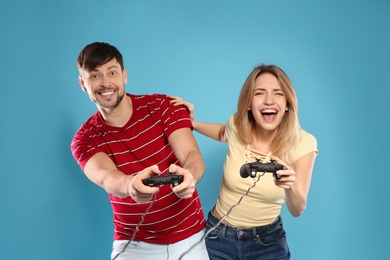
[240,160,285,179]
[142,173,184,187]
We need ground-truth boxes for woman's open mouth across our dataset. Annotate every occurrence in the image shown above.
[261,108,278,122]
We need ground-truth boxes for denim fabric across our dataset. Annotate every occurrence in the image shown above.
[205,210,290,260]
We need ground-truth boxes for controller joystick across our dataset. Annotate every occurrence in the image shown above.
[142,173,184,187]
[240,160,285,179]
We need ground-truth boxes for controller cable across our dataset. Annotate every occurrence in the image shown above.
[178,169,267,260]
[112,169,267,259]
[112,186,161,260]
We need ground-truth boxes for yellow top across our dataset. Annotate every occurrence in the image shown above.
[214,115,318,227]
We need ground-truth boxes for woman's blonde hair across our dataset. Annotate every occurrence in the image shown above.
[234,64,301,164]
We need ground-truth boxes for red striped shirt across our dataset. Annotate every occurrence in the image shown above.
[71,93,205,243]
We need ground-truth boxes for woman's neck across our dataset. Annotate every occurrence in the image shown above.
[250,127,277,153]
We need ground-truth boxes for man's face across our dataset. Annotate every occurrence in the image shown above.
[78,58,127,110]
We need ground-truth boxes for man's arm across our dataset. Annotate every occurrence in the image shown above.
[83,152,159,202]
[168,128,205,184]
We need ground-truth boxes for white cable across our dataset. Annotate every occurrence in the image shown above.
[178,172,264,259]
[112,186,161,260]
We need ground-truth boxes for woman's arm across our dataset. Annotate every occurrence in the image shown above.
[274,151,317,217]
[170,96,226,142]
[192,121,226,142]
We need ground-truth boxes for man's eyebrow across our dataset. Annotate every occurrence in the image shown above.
[107,65,120,70]
[91,65,120,72]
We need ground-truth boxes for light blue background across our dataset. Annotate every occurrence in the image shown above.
[1,0,389,259]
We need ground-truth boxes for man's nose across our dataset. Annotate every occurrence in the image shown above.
[101,75,111,87]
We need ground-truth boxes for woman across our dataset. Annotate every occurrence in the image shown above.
[172,64,318,259]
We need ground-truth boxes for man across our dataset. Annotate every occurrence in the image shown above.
[71,42,208,259]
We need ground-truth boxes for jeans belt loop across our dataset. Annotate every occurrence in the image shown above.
[220,221,227,237]
[252,227,258,237]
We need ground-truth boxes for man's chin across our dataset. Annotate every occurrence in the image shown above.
[95,94,124,110]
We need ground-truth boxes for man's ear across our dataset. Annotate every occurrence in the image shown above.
[78,75,87,92]
[123,68,128,85]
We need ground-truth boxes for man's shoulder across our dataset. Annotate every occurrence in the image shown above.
[130,93,171,111]
[130,93,169,101]
[74,112,102,136]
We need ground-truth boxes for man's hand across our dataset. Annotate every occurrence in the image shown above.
[129,165,161,203]
[169,164,196,199]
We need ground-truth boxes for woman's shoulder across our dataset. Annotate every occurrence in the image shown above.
[297,129,318,154]
[300,129,316,139]
[224,114,238,140]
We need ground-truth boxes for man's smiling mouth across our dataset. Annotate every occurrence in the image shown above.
[100,90,115,96]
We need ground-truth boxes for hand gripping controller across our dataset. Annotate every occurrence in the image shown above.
[240,160,285,179]
[142,173,184,187]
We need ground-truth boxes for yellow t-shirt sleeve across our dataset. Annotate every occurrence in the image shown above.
[295,130,318,161]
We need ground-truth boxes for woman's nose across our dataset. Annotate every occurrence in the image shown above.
[264,94,274,104]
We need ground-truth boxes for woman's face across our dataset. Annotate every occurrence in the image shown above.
[250,73,288,132]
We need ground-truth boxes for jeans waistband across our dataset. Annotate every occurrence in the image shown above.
[207,209,283,238]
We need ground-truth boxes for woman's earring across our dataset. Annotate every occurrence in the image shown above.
[285,107,289,112]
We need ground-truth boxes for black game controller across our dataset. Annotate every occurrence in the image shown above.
[240,160,285,179]
[142,173,184,187]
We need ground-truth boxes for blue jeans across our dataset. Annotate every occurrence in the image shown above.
[205,210,290,260]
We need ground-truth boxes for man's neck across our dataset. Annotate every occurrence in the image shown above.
[100,95,133,127]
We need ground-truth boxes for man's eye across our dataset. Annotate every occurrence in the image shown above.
[90,74,99,80]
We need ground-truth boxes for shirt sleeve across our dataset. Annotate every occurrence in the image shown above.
[70,130,102,171]
[295,130,318,161]
[223,115,235,142]
[159,95,193,138]
[70,114,103,171]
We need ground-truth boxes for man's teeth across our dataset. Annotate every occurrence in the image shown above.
[101,91,114,96]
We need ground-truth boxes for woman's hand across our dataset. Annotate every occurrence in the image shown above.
[170,96,195,120]
[272,152,317,217]
[170,96,226,142]
[271,156,296,190]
